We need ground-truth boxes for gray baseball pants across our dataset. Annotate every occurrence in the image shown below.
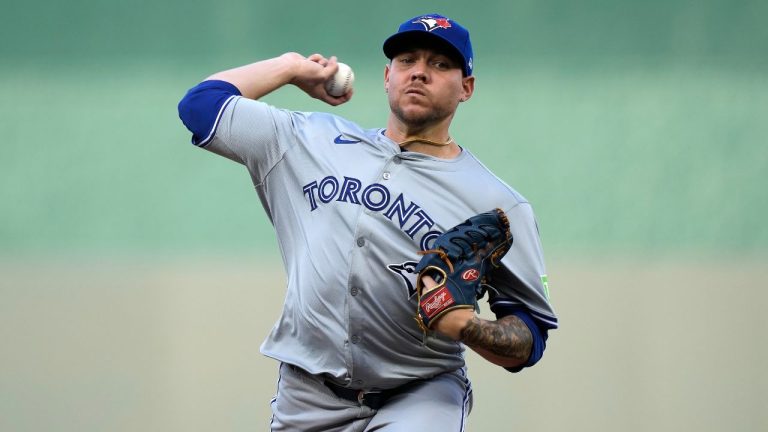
[269,363,473,431]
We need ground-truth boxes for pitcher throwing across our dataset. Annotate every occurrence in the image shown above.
[178,13,558,431]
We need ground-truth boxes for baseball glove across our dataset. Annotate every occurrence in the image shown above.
[414,208,512,333]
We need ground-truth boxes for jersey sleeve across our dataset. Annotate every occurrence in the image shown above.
[209,97,305,184]
[488,202,557,330]
[485,203,557,371]
[178,80,305,185]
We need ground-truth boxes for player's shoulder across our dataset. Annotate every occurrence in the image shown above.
[259,107,370,141]
[304,110,367,133]
[230,99,362,129]
[460,150,530,207]
[233,101,375,144]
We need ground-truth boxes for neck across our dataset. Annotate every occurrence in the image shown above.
[391,132,461,159]
[385,121,460,159]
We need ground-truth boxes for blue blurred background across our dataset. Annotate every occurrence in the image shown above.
[1,1,766,431]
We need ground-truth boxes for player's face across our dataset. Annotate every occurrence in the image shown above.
[385,48,474,129]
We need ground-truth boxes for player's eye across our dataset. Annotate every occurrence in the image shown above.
[432,57,454,70]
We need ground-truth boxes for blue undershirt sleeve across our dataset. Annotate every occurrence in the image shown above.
[503,309,548,373]
[488,304,549,373]
[177,80,242,146]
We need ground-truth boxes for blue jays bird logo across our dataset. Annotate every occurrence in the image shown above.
[387,261,419,299]
[412,16,452,32]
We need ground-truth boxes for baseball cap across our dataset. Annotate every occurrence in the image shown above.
[383,13,474,76]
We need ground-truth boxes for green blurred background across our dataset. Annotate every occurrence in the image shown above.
[1,1,766,431]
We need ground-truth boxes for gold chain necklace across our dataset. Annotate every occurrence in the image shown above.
[398,136,455,147]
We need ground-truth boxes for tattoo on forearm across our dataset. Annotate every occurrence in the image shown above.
[460,315,532,361]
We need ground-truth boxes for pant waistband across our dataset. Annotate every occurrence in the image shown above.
[323,379,402,410]
[286,363,421,410]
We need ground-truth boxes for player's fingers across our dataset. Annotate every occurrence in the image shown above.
[323,57,341,78]
[325,56,341,73]
[311,54,334,68]
[323,88,353,106]
[307,53,324,63]
[421,275,438,289]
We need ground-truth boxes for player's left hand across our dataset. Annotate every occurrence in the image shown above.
[421,275,474,340]
[413,208,512,337]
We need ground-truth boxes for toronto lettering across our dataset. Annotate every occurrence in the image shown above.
[302,175,442,249]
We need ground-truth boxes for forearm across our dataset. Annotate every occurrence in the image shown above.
[204,52,350,106]
[461,315,533,368]
[206,53,300,100]
[178,52,347,147]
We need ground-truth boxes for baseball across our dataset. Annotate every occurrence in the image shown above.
[325,62,354,97]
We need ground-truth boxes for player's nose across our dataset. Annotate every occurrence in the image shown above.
[409,63,428,82]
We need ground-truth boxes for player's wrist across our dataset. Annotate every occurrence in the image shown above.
[434,309,475,341]
[278,53,305,83]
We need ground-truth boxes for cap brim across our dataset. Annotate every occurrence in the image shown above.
[383,31,465,69]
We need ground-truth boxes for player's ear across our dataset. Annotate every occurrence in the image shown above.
[384,63,391,93]
[460,75,475,102]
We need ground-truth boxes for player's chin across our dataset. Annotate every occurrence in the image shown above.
[393,104,447,126]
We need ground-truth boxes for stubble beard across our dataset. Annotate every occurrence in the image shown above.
[389,98,453,131]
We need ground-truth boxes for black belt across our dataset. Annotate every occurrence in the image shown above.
[323,380,407,410]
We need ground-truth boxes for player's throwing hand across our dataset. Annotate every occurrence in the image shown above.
[285,53,353,105]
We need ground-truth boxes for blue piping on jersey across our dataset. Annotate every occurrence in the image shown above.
[178,80,242,147]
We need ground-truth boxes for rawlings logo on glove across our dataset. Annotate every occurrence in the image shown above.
[421,287,454,318]
[414,208,513,333]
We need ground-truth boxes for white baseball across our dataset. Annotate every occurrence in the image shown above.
[325,62,354,97]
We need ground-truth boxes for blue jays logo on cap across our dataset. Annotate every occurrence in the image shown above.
[412,16,453,32]
[383,13,474,76]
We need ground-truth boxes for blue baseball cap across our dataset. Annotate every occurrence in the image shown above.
[383,14,474,76]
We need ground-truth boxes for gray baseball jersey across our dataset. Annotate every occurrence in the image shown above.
[202,95,557,390]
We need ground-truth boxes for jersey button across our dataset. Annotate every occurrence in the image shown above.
[393,157,402,165]
[350,287,359,296]
[351,335,360,344]
[356,237,365,247]
[382,172,391,180]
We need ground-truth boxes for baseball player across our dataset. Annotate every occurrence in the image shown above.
[177,13,557,431]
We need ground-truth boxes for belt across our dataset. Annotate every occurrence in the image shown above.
[323,380,406,410]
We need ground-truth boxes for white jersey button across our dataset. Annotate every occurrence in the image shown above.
[350,287,359,296]
[356,237,365,247]
[382,172,391,180]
